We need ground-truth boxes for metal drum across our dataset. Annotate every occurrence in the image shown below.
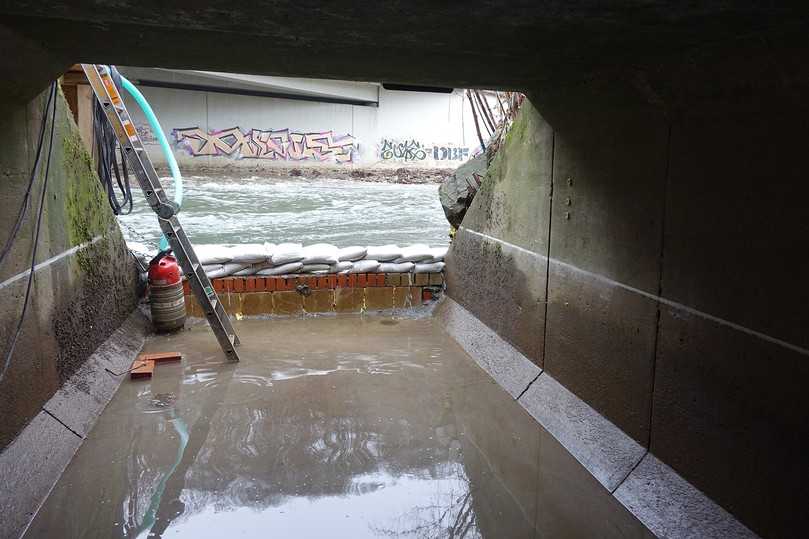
[148,254,186,332]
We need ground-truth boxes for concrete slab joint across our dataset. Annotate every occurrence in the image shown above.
[0,309,149,539]
[614,454,759,539]
[439,298,760,539]
[435,299,541,399]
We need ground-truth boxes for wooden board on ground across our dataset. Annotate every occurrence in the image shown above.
[138,352,182,363]
[130,359,155,379]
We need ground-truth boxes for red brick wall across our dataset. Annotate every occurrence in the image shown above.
[182,273,444,316]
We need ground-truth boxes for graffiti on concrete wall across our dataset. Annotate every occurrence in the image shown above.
[380,139,428,161]
[136,124,157,144]
[379,138,470,162]
[174,127,356,163]
[432,145,470,162]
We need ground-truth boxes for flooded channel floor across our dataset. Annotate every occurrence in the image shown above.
[26,315,653,538]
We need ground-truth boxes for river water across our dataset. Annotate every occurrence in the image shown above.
[118,174,450,253]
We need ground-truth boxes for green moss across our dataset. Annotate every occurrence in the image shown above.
[63,128,113,247]
[503,103,530,146]
[75,235,111,273]
[487,147,507,183]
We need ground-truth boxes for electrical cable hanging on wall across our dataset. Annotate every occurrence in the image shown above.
[0,81,58,384]
[0,85,56,267]
[93,66,134,215]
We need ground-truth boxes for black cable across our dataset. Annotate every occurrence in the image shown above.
[0,84,56,267]
[129,249,148,273]
[94,66,134,215]
[105,364,142,377]
[1,81,58,384]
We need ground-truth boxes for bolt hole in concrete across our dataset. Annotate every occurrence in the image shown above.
[25,315,653,538]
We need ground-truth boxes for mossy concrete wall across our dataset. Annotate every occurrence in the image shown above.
[0,85,139,449]
[446,93,809,537]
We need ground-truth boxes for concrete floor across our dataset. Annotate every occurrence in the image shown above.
[25,314,653,538]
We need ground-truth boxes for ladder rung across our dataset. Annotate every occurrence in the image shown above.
[81,63,240,362]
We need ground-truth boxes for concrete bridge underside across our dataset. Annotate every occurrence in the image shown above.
[1,3,808,538]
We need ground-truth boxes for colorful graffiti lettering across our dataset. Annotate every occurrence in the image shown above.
[379,138,470,162]
[136,124,156,144]
[173,127,356,163]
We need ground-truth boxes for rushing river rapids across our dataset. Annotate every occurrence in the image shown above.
[118,174,450,253]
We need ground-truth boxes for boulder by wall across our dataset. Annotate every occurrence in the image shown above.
[438,153,487,229]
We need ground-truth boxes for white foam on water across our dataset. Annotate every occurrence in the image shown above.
[118,174,449,251]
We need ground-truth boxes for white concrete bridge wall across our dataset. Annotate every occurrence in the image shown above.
[122,79,482,170]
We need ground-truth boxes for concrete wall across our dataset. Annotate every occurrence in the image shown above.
[0,85,139,449]
[121,83,480,170]
[446,96,809,538]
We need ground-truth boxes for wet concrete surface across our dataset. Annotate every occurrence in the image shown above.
[25,314,653,538]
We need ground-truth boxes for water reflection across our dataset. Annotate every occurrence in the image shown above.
[26,317,651,539]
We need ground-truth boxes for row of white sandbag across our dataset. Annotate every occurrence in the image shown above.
[199,259,445,278]
[193,243,448,267]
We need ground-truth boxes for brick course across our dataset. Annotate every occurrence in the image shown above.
[182,273,444,316]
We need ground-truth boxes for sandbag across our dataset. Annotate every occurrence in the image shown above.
[231,267,255,276]
[194,244,232,265]
[301,243,339,265]
[337,246,367,261]
[229,243,269,264]
[414,262,445,273]
[222,262,249,275]
[394,244,433,263]
[257,262,303,276]
[301,263,331,273]
[264,242,277,259]
[232,262,272,276]
[206,262,248,279]
[425,246,448,263]
[377,262,414,273]
[365,245,401,261]
[349,260,381,273]
[272,243,304,265]
[206,268,230,279]
[202,264,223,273]
[331,261,354,273]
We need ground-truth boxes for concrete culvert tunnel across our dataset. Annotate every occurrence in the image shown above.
[1,3,808,538]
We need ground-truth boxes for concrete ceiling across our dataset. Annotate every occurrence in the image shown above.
[1,2,808,104]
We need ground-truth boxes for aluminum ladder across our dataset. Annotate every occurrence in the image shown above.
[81,64,241,362]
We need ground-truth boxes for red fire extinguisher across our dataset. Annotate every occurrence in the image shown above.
[148,251,186,332]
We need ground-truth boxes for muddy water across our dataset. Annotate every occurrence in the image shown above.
[26,316,652,538]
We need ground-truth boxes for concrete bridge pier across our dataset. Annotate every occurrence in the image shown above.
[446,58,809,538]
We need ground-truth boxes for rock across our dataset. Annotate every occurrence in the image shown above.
[439,153,487,228]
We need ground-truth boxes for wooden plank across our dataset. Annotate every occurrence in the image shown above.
[130,359,155,379]
[138,352,182,363]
